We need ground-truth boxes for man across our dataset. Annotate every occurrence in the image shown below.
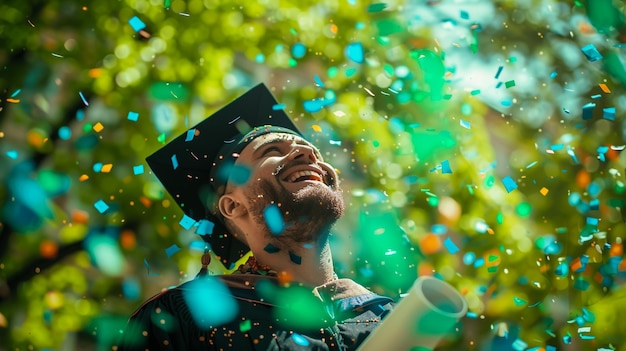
[116,84,395,351]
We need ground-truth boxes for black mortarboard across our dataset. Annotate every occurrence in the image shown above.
[146,83,302,268]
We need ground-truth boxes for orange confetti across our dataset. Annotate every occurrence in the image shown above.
[100,163,113,173]
[277,271,294,285]
[575,170,591,189]
[139,196,152,208]
[540,187,549,196]
[40,240,59,259]
[71,210,89,223]
[120,229,136,249]
[570,257,584,272]
[6,98,20,103]
[599,83,611,94]
[419,233,442,254]
[0,312,7,327]
[329,23,338,34]
[312,124,322,132]
[610,243,623,257]
[417,262,434,277]
[79,174,89,181]
[93,122,104,132]
[88,68,102,78]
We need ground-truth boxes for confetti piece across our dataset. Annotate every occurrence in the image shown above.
[513,296,527,306]
[345,42,364,63]
[6,150,18,159]
[182,277,238,328]
[185,129,196,142]
[58,126,71,140]
[502,176,518,193]
[441,160,452,174]
[581,44,603,62]
[165,244,181,258]
[240,319,252,332]
[603,107,616,120]
[79,91,89,106]
[367,3,387,12]
[599,83,611,93]
[314,75,325,87]
[128,16,146,32]
[291,333,310,346]
[264,243,281,253]
[85,234,124,276]
[94,199,109,213]
[79,174,89,181]
[289,251,302,264]
[171,154,179,169]
[312,124,322,132]
[133,165,144,175]
[93,122,104,132]
[100,164,113,173]
[10,89,21,98]
[540,187,549,196]
[303,99,325,113]
[505,80,516,88]
[460,10,470,19]
[550,71,558,79]
[264,204,284,235]
[179,214,196,230]
[460,120,471,129]
[52,53,64,58]
[443,237,459,254]
[127,111,139,121]
[122,278,141,300]
[291,43,306,59]
[218,163,251,186]
[195,219,215,235]
[470,89,480,95]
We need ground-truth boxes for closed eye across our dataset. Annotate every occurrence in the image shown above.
[261,146,283,157]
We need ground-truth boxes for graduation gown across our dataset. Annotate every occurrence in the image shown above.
[116,274,395,351]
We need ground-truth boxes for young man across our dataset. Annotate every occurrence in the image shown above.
[116,84,395,351]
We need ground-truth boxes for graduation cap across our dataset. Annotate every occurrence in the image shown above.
[146,83,302,267]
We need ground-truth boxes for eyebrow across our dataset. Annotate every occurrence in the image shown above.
[252,136,322,159]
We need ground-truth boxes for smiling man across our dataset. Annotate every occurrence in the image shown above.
[116,84,395,351]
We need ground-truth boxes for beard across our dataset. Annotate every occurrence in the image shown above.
[245,178,345,245]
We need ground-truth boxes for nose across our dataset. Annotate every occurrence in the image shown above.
[288,144,318,163]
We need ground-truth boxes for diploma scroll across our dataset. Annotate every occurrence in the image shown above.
[357,276,468,351]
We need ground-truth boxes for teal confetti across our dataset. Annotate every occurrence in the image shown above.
[460,119,471,129]
[85,234,124,276]
[171,154,179,169]
[94,199,109,213]
[441,160,452,174]
[603,107,616,120]
[513,296,527,306]
[291,333,310,346]
[470,89,480,95]
[93,162,103,172]
[58,126,72,140]
[502,176,518,193]
[345,42,364,63]
[195,219,215,235]
[127,111,139,121]
[460,10,470,19]
[182,277,238,328]
[431,224,447,234]
[581,44,603,62]
[505,80,516,88]
[367,3,387,12]
[133,164,144,175]
[314,74,325,87]
[550,71,558,79]
[79,91,89,106]
[122,278,141,300]
[272,103,286,110]
[292,43,306,59]
[582,102,595,120]
[263,204,284,235]
[11,89,21,98]
[255,53,265,63]
[185,129,196,141]
[128,16,147,32]
[443,237,459,254]
[218,163,251,186]
[179,214,196,230]
[165,244,181,258]
[6,150,18,159]
[303,99,325,113]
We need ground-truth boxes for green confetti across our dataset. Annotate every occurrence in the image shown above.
[368,3,387,12]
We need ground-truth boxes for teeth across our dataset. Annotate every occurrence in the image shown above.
[287,170,323,183]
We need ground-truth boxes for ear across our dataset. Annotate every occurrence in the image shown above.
[218,194,247,220]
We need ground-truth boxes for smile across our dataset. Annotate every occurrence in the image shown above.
[284,169,324,183]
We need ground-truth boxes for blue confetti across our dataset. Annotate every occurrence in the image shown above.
[264,243,281,253]
[218,163,251,186]
[255,53,265,63]
[189,240,209,251]
[128,16,147,32]
[165,244,182,258]
[494,65,503,79]
[122,278,141,300]
[582,102,595,120]
[441,160,452,174]
[182,276,239,328]
[179,214,196,230]
[443,237,460,254]
[345,42,364,63]
[133,164,144,175]
[272,103,286,111]
[603,107,616,120]
[127,111,139,121]
[263,204,284,235]
[94,199,109,213]
[185,129,196,141]
[195,219,215,235]
[291,333,310,346]
[502,176,518,193]
[431,224,447,234]
[84,234,125,276]
[460,10,470,19]
[10,89,21,98]
[171,154,179,169]
[581,44,603,62]
[460,120,471,129]
[303,99,325,113]
[58,126,72,140]
[93,162,103,172]
[550,71,558,79]
[79,91,89,106]
[314,74,325,87]
[6,150,18,159]
[292,43,307,58]
[463,252,476,265]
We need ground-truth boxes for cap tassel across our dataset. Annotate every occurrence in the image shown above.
[195,248,212,279]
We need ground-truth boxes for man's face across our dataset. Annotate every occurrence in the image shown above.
[221,132,345,248]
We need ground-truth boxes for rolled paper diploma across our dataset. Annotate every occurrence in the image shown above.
[357,276,468,351]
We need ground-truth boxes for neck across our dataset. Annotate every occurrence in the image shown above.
[258,238,336,287]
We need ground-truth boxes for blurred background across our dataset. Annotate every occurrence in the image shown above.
[1,0,625,350]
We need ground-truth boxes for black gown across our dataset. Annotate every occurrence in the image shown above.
[116,274,395,351]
